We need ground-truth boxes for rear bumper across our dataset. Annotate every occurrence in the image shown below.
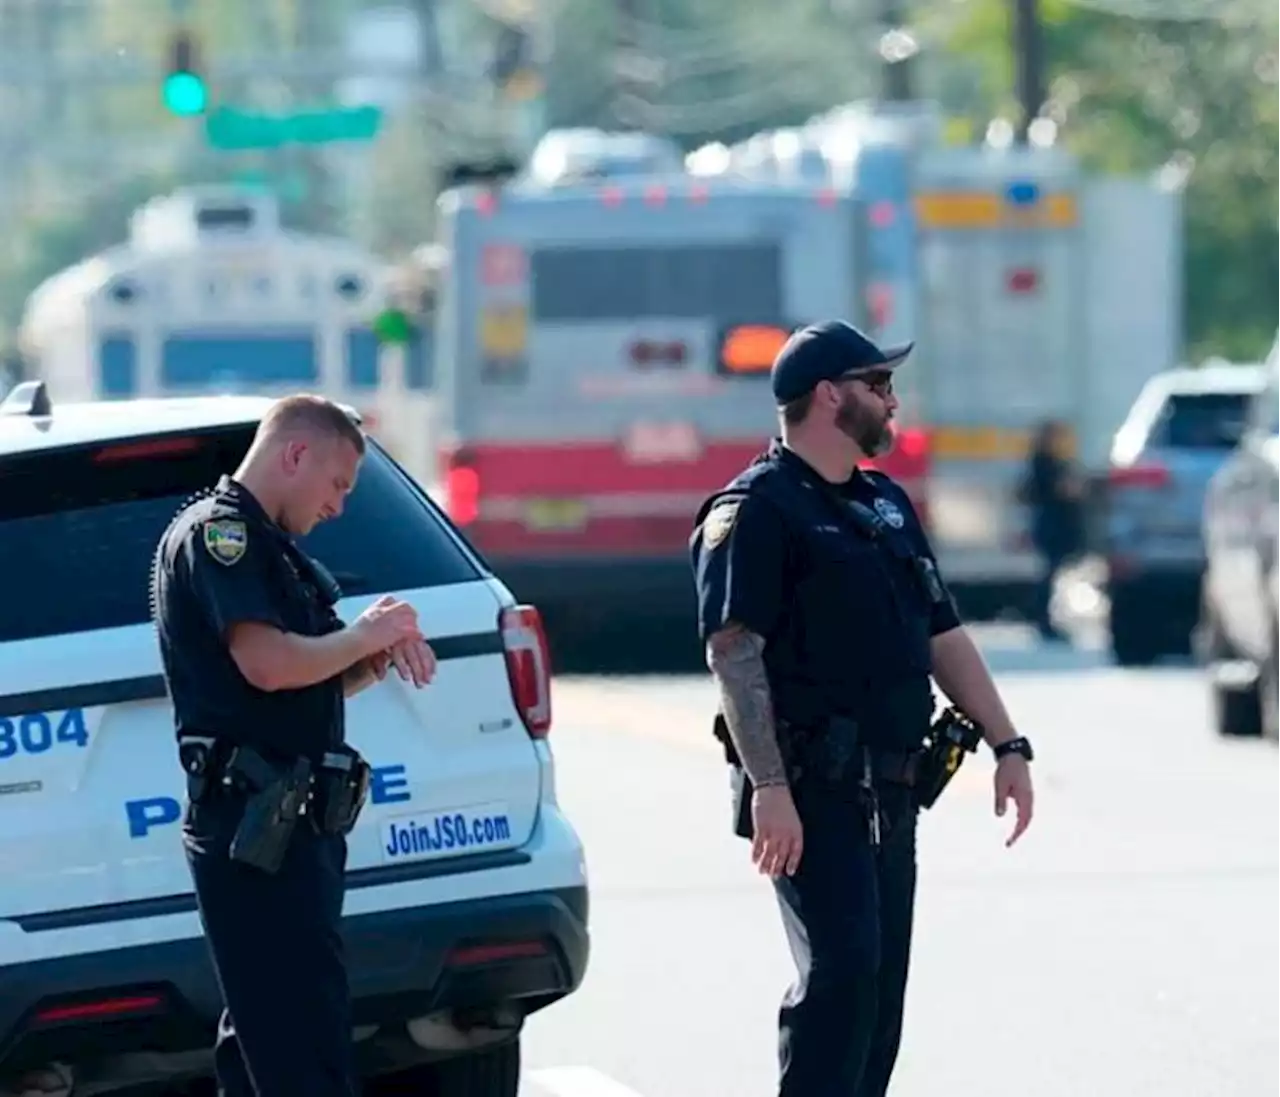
[0,886,589,1082]
[491,556,694,621]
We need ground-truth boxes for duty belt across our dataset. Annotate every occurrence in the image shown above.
[178,735,370,836]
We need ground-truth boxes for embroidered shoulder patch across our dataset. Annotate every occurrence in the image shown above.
[702,500,742,549]
[203,519,248,565]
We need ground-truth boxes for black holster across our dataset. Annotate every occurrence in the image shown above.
[314,746,371,836]
[225,748,313,875]
[913,705,985,809]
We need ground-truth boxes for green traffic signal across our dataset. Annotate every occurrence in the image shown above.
[373,307,416,346]
[163,71,207,116]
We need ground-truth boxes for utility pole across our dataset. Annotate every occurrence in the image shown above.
[36,0,66,134]
[413,0,442,83]
[1012,0,1047,142]
[293,0,336,230]
[613,0,645,131]
[876,0,916,103]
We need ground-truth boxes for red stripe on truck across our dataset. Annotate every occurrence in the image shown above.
[441,440,765,495]
[442,428,932,558]
[443,439,762,558]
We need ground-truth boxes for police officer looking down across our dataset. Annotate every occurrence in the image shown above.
[690,321,1036,1097]
[152,394,436,1097]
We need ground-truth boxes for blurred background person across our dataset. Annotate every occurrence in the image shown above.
[1020,418,1086,642]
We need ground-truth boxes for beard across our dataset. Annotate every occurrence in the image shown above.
[835,392,894,457]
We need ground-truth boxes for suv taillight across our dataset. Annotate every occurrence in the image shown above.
[501,605,552,739]
[1108,462,1170,490]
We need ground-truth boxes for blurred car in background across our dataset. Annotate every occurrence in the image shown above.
[1103,361,1269,666]
[1200,338,1279,739]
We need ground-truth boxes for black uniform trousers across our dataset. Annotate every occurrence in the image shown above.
[771,779,918,1097]
[184,794,356,1097]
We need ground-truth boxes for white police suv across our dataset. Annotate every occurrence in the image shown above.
[0,383,589,1096]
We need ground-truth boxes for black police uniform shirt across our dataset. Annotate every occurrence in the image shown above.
[152,475,346,762]
[691,441,960,750]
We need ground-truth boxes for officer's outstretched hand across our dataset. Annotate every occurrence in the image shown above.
[994,756,1034,847]
[751,785,804,878]
[353,595,422,655]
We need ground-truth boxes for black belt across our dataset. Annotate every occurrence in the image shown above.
[179,735,370,843]
[178,736,358,805]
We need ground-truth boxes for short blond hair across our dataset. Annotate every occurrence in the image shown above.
[258,394,366,456]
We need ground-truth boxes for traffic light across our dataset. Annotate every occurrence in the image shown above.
[162,29,207,116]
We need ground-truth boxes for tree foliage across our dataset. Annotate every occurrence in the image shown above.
[939,0,1278,359]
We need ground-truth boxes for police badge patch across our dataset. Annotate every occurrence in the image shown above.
[203,519,248,565]
[873,496,906,529]
[702,500,741,549]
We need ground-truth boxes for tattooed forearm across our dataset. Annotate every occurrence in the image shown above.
[706,625,788,789]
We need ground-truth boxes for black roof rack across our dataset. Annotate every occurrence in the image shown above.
[0,380,52,417]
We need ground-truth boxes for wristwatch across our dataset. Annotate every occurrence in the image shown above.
[992,736,1034,763]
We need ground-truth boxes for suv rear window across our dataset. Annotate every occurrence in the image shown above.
[1150,392,1253,450]
[0,427,479,644]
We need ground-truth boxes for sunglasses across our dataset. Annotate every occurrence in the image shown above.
[834,370,894,397]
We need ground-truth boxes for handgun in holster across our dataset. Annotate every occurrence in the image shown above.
[315,746,371,836]
[730,765,754,840]
[225,748,313,875]
[913,705,985,810]
[178,736,219,803]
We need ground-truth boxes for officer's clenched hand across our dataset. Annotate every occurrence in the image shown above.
[386,637,437,688]
[352,595,422,655]
[994,755,1034,847]
[752,784,804,877]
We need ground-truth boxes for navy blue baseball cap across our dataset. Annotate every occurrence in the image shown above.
[770,320,913,404]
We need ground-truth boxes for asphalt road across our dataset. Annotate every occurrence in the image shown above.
[518,627,1279,1097]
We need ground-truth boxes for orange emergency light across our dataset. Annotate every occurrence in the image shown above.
[719,324,791,375]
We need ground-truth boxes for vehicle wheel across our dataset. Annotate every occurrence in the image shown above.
[1200,608,1269,739]
[1109,604,1160,667]
[372,1040,521,1097]
[432,1039,520,1097]
[1212,677,1263,738]
[1260,631,1279,742]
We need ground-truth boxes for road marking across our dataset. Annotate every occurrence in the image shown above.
[528,1065,647,1097]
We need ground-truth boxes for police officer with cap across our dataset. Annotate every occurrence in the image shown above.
[152,394,436,1097]
[690,321,1036,1096]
